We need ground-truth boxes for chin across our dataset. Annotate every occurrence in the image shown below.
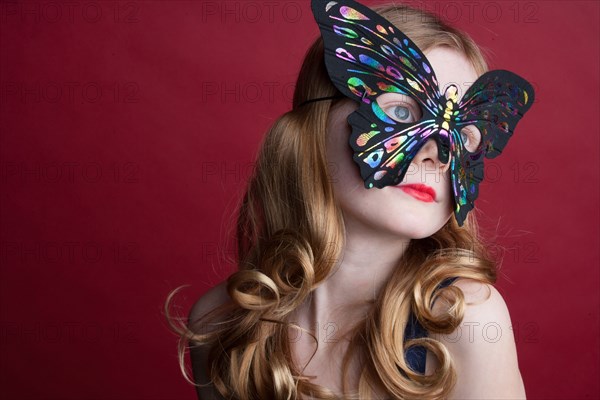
[391,213,450,239]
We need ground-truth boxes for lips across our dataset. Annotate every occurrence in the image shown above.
[396,184,436,202]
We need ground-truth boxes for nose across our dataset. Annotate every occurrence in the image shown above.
[413,138,451,174]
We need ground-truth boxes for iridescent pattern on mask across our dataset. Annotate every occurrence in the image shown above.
[310,0,535,226]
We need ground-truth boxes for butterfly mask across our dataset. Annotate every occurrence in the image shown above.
[309,0,535,226]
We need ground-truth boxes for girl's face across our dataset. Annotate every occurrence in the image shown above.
[326,46,479,239]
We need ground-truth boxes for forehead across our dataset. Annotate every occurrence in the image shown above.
[423,46,479,101]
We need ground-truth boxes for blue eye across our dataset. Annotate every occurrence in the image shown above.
[384,104,416,122]
[460,130,470,145]
[393,106,410,121]
[459,125,482,153]
[376,93,421,123]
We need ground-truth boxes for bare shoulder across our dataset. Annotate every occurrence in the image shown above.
[188,280,231,400]
[429,278,526,399]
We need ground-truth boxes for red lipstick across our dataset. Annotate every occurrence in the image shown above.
[396,184,436,202]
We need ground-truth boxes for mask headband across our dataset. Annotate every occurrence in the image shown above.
[297,94,345,108]
[309,0,535,226]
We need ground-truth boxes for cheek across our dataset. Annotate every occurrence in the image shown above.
[327,142,354,184]
[326,116,361,188]
[445,172,455,214]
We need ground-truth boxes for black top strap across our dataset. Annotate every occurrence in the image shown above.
[403,277,459,375]
[296,94,345,108]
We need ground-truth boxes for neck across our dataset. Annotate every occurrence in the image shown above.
[295,214,411,341]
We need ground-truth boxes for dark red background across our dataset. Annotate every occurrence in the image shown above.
[1,1,598,399]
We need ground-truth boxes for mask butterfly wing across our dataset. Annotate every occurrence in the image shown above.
[310,0,536,227]
[451,69,535,225]
[311,0,444,188]
[457,69,535,158]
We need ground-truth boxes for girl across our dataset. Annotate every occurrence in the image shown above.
[166,1,532,398]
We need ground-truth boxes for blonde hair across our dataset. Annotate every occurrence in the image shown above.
[165,3,497,399]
